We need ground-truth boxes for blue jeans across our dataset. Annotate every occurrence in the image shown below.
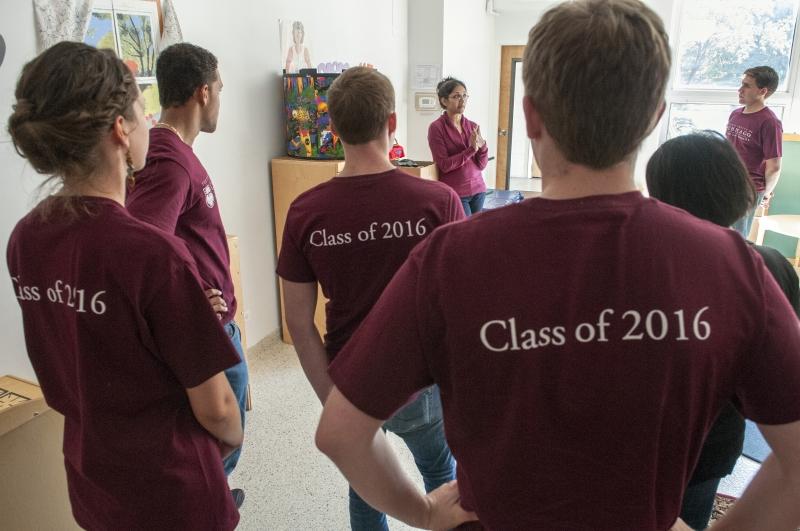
[460,192,486,216]
[349,386,455,531]
[680,477,722,530]
[732,191,765,239]
[222,321,248,476]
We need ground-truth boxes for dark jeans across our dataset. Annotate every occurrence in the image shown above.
[221,321,248,476]
[348,386,455,530]
[680,476,722,530]
[460,192,486,216]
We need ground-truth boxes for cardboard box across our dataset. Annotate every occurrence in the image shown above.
[0,375,79,530]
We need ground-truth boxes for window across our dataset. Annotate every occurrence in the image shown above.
[84,0,162,125]
[666,0,800,138]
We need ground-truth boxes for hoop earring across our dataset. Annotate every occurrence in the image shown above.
[125,151,135,188]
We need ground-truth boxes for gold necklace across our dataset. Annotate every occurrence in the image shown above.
[154,121,185,143]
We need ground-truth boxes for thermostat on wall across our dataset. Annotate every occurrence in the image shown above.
[415,92,438,111]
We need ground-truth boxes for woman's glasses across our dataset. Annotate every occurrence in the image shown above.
[449,93,469,101]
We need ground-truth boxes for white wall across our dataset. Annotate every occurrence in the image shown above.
[442,0,496,186]
[406,0,496,187]
[0,0,409,379]
[0,4,40,380]
[406,0,444,161]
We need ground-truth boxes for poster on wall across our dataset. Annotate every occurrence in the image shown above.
[85,0,161,125]
[280,19,314,73]
[414,64,441,90]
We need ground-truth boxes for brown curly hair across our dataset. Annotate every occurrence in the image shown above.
[7,41,139,215]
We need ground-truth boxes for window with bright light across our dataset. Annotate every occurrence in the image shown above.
[666,0,800,138]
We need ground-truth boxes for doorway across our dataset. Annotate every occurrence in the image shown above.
[495,45,541,192]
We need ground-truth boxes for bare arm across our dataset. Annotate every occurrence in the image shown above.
[186,371,243,447]
[763,157,782,202]
[282,278,332,404]
[710,420,800,530]
[316,386,477,530]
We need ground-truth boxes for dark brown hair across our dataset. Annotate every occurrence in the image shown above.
[744,66,779,98]
[157,43,218,108]
[437,77,466,109]
[523,0,671,169]
[7,41,138,198]
[328,67,395,145]
[646,131,756,227]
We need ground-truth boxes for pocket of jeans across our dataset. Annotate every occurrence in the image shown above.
[384,388,432,433]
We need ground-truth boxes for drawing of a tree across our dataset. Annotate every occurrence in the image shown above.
[116,14,155,77]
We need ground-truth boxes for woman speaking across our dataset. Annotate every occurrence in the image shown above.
[428,77,489,215]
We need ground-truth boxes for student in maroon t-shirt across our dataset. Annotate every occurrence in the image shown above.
[6,42,242,530]
[314,2,800,530]
[126,44,249,500]
[276,67,465,530]
[725,66,783,238]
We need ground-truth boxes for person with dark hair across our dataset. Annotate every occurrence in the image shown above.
[312,1,800,529]
[726,65,783,238]
[427,76,488,215]
[277,66,461,531]
[125,42,249,506]
[647,130,800,529]
[6,41,242,529]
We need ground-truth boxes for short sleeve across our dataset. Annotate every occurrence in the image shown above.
[735,260,800,424]
[329,244,435,419]
[145,260,241,389]
[276,207,317,283]
[127,159,191,233]
[761,117,783,160]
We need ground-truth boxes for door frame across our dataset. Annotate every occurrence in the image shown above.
[495,45,526,191]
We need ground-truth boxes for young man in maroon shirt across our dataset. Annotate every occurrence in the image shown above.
[126,43,248,506]
[276,67,463,530]
[726,66,783,238]
[314,1,800,530]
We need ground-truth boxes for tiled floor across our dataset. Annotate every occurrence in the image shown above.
[233,334,761,529]
[230,334,419,530]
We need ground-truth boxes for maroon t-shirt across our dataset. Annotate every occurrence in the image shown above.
[7,197,241,530]
[127,127,236,323]
[330,192,800,530]
[726,106,783,191]
[276,169,464,358]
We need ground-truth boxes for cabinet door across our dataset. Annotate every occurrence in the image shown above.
[271,157,344,344]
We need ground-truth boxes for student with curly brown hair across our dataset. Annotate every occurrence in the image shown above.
[6,42,242,530]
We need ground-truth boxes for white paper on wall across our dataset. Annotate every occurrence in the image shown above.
[414,64,441,90]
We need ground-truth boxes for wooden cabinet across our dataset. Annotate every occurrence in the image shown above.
[272,157,344,344]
